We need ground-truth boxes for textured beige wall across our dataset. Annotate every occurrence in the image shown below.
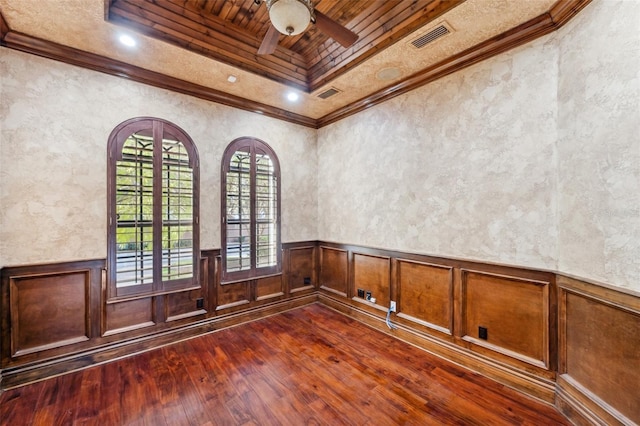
[317,0,640,291]
[0,49,318,267]
[318,36,560,272]
[556,0,640,290]
[1,0,638,291]
[0,0,556,119]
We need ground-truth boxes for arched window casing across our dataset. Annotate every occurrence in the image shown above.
[221,137,281,283]
[107,117,200,299]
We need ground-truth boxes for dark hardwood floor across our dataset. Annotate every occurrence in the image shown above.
[0,304,569,425]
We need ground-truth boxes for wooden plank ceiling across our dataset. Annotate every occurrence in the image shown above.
[107,0,463,92]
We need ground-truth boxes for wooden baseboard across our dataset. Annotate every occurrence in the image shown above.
[2,289,557,406]
[0,293,318,390]
[556,374,636,426]
[2,244,637,426]
[556,275,640,425]
[2,285,636,426]
[317,292,557,404]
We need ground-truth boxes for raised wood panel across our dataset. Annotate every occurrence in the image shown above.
[1,293,317,389]
[288,246,316,292]
[319,246,348,296]
[10,272,90,357]
[165,289,206,322]
[0,304,571,425]
[104,298,154,336]
[217,281,250,311]
[396,259,453,335]
[255,275,284,301]
[353,253,390,309]
[159,250,209,324]
[199,254,214,311]
[4,239,637,426]
[1,260,103,367]
[559,285,640,424]
[319,292,558,404]
[461,270,549,368]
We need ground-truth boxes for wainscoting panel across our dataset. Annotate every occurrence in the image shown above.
[2,241,638,426]
[0,243,319,388]
[288,245,316,293]
[352,253,391,310]
[256,275,284,301]
[166,289,206,322]
[1,259,103,366]
[319,246,348,297]
[461,270,550,369]
[104,297,154,336]
[10,271,90,357]
[316,242,558,385]
[396,259,453,335]
[557,275,640,425]
[216,281,250,311]
[164,254,210,322]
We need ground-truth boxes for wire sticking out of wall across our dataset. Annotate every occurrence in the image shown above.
[386,307,397,330]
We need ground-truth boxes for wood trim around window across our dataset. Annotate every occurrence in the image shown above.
[107,117,200,300]
[221,137,281,284]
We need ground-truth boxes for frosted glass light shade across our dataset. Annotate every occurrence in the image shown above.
[268,0,311,36]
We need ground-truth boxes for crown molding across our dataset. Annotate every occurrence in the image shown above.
[0,0,591,129]
[0,9,8,39]
[0,29,318,129]
[316,0,592,127]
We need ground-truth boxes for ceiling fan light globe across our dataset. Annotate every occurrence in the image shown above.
[268,0,311,36]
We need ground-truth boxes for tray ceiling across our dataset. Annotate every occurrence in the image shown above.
[107,0,464,92]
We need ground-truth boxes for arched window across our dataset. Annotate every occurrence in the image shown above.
[107,117,199,298]
[221,137,281,282]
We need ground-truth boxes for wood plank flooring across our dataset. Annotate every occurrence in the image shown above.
[0,304,570,425]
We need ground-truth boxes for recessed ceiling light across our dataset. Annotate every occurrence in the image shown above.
[119,34,136,47]
[287,92,299,102]
[227,75,237,83]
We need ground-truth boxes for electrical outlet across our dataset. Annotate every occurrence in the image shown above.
[303,276,311,285]
[365,290,372,301]
[196,298,204,309]
[390,301,396,312]
[357,288,365,298]
[479,326,488,340]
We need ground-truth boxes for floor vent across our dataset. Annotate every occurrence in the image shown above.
[410,24,451,49]
[317,87,341,99]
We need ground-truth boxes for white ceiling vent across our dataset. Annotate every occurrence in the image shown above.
[409,22,452,49]
[317,87,341,99]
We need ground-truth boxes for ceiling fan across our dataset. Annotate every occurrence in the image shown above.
[254,0,359,55]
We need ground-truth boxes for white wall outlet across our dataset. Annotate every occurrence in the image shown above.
[390,301,396,312]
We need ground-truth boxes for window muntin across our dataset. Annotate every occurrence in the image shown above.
[222,138,281,282]
[115,132,155,288]
[255,148,278,268]
[225,148,252,273]
[108,118,199,298]
[160,135,194,282]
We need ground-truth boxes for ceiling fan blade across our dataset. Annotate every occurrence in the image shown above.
[314,10,358,48]
[258,24,279,55]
